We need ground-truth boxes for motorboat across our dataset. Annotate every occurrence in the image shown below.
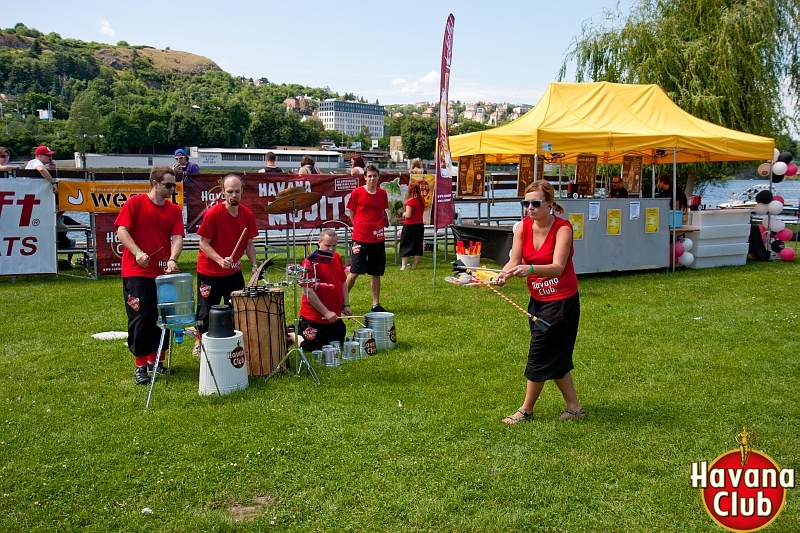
[717,184,797,218]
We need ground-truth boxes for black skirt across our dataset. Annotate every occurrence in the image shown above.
[524,292,580,382]
[399,223,424,257]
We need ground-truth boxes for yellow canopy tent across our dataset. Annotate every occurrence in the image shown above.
[449,82,775,164]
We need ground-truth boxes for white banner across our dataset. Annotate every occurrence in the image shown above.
[0,178,57,276]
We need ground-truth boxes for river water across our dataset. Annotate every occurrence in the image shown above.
[455,179,800,220]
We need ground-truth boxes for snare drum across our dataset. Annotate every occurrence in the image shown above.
[231,289,287,377]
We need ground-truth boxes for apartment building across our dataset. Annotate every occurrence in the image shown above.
[318,99,385,138]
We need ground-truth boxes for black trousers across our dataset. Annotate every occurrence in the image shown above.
[123,277,168,357]
[196,271,245,333]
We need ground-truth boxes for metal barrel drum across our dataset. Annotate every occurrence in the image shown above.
[342,341,360,361]
[364,312,397,351]
[321,345,340,367]
[354,328,377,357]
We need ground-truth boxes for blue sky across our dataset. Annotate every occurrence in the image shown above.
[3,0,633,105]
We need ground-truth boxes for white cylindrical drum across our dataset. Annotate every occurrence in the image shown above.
[364,312,397,351]
[354,328,377,357]
[322,345,340,367]
[342,341,360,361]
[199,331,249,395]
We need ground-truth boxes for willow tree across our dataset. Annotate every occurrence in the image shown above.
[560,0,799,149]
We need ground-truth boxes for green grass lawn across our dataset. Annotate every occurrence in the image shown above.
[1,249,798,532]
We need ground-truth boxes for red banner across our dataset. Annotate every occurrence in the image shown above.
[433,14,456,230]
[94,213,123,276]
[183,173,408,232]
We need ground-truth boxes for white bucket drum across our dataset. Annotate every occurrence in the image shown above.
[199,331,249,395]
[342,341,360,361]
[321,345,340,367]
[364,312,397,351]
[354,328,377,357]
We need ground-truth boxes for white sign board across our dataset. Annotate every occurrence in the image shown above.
[0,178,57,276]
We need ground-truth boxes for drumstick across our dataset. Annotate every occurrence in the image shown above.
[341,315,366,327]
[481,282,551,332]
[147,246,164,257]
[230,228,248,258]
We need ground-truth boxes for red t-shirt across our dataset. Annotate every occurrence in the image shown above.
[299,253,347,323]
[520,216,578,301]
[196,202,258,276]
[404,197,424,225]
[347,186,388,242]
[114,193,185,278]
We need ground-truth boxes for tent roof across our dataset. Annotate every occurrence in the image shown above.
[449,82,775,165]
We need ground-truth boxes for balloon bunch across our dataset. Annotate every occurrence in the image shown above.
[753,187,796,261]
[672,237,695,267]
[756,149,797,183]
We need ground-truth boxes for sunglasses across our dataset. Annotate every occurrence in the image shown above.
[612,180,622,184]
[522,200,544,208]
[160,182,176,189]
[175,156,186,160]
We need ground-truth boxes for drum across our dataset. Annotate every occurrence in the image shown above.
[354,328,377,357]
[364,312,398,351]
[231,289,287,377]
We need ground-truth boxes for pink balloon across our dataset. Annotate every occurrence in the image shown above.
[773,195,784,204]
[776,228,793,241]
[780,247,796,261]
[786,163,798,177]
[674,241,685,257]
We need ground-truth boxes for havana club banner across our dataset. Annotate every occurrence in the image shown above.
[95,213,123,276]
[183,173,409,232]
[433,13,456,230]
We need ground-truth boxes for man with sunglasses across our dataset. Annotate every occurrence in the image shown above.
[115,166,185,384]
[172,148,200,179]
[606,176,628,198]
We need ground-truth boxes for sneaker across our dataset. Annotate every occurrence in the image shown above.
[134,366,149,385]
[147,362,175,376]
[371,304,387,313]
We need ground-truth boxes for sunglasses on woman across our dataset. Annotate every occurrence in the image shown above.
[521,200,544,208]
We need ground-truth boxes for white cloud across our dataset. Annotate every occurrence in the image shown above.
[95,20,115,38]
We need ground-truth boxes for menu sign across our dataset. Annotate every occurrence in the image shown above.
[517,155,544,197]
[575,155,597,196]
[622,155,643,195]
[457,155,485,198]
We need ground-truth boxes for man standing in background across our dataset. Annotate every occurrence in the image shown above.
[346,164,389,313]
[258,151,283,173]
[26,145,58,194]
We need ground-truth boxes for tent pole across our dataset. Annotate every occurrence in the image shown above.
[672,148,677,273]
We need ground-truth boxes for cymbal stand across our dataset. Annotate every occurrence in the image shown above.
[265,206,319,385]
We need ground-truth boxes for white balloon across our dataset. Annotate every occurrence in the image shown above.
[754,203,769,215]
[757,162,772,176]
[768,218,785,232]
[768,200,784,215]
[682,237,693,252]
[772,161,788,176]
[774,148,781,162]
[678,251,694,266]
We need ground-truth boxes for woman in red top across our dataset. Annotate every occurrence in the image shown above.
[495,180,585,423]
[399,180,425,270]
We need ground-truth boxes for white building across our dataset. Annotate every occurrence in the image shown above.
[317,99,385,138]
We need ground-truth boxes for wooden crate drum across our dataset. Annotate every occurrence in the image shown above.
[231,289,287,376]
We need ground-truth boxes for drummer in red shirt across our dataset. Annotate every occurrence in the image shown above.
[345,165,390,312]
[115,166,185,385]
[193,174,259,356]
[290,229,354,351]
[495,180,585,423]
